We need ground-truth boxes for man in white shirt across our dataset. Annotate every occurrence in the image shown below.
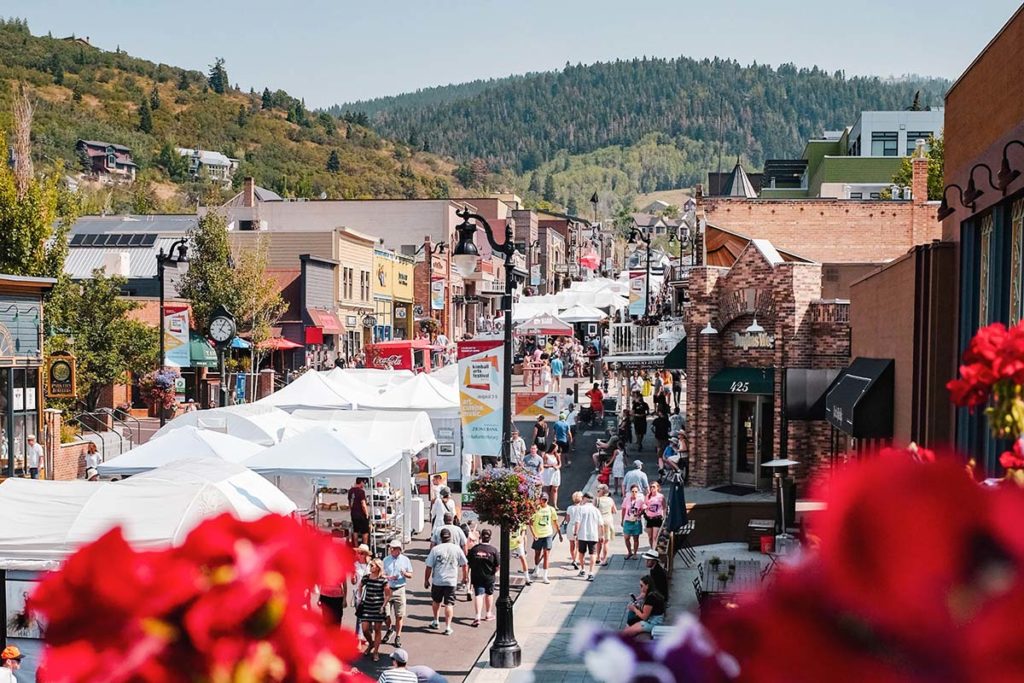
[431,488,456,532]
[423,528,469,636]
[0,645,23,682]
[382,540,414,649]
[26,434,43,479]
[510,427,526,466]
[573,492,604,582]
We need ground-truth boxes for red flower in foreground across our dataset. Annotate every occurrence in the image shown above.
[709,458,1024,682]
[1000,438,1024,470]
[30,514,365,683]
[948,322,1024,408]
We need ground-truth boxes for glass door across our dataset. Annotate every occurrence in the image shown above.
[732,396,758,486]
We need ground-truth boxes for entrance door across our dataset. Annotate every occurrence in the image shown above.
[732,396,758,486]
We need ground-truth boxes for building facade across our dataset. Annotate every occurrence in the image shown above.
[76,139,137,183]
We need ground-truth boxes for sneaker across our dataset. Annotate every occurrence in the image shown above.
[524,573,532,585]
[542,575,550,584]
[578,570,586,577]
[587,574,595,582]
[393,636,402,648]
[382,626,394,644]
[571,561,580,570]
[443,627,454,636]
[429,620,439,630]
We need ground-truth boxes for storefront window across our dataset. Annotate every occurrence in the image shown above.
[1011,199,1023,326]
[979,214,993,326]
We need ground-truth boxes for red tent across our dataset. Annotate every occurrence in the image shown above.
[515,314,574,336]
[258,337,303,350]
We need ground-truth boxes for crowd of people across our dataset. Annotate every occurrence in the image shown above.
[519,333,603,392]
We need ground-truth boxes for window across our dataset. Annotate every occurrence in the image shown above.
[906,132,932,156]
[869,192,881,200]
[979,214,993,326]
[1011,199,1023,326]
[360,271,370,301]
[849,192,863,199]
[342,268,353,300]
[870,131,899,157]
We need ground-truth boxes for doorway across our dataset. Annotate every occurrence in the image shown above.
[731,395,773,487]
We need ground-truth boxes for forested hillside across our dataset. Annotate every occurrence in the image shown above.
[0,19,456,212]
[328,75,524,120]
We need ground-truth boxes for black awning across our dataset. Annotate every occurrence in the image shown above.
[664,338,686,370]
[785,368,841,420]
[709,367,774,395]
[825,358,894,438]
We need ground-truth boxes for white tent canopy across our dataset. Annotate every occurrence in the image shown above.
[0,458,296,569]
[559,304,609,323]
[258,370,365,411]
[362,373,459,411]
[97,426,265,476]
[429,363,458,388]
[324,367,414,390]
[282,410,436,454]
[243,426,402,477]
[153,403,291,445]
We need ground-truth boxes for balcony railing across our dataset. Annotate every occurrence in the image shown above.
[607,320,683,356]
[810,300,850,324]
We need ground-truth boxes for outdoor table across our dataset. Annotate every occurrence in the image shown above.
[699,558,762,596]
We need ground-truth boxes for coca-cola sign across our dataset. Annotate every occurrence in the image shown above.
[372,353,403,369]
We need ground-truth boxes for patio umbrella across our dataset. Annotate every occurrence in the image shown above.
[665,477,689,532]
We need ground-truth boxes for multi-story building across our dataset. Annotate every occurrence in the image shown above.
[176,148,239,186]
[759,109,944,200]
[371,249,416,342]
[75,139,137,183]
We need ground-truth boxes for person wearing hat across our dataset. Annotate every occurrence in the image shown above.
[430,487,457,533]
[642,548,669,599]
[622,459,650,498]
[1,645,23,681]
[350,544,372,649]
[85,467,99,482]
[377,647,417,683]
[382,539,413,649]
[510,426,526,467]
[26,434,43,479]
[424,528,468,636]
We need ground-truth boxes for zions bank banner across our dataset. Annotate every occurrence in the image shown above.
[457,339,504,457]
[163,304,190,368]
[628,271,646,317]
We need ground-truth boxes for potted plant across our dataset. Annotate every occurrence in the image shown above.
[709,556,721,570]
[466,467,544,529]
[717,572,730,584]
[728,562,737,576]
[139,369,180,418]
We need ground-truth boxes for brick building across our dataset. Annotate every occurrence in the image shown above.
[686,240,851,488]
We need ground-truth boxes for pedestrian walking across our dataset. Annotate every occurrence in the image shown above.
[550,354,564,391]
[26,435,42,479]
[562,491,583,567]
[530,492,561,584]
[431,513,468,551]
[468,528,499,626]
[532,415,549,450]
[643,482,665,550]
[623,460,650,497]
[621,485,646,560]
[595,484,618,566]
[573,492,604,581]
[424,528,468,636]
[553,412,573,464]
[351,543,371,649]
[631,396,649,451]
[357,558,391,661]
[510,427,526,466]
[1,645,24,682]
[671,369,683,409]
[377,648,418,683]
[318,539,348,627]
[510,523,532,584]
[523,444,543,477]
[382,540,413,649]
[348,478,370,547]
[541,445,562,508]
[430,487,457,532]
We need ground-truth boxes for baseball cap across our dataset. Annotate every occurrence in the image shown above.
[355,543,371,555]
[1,646,23,661]
[439,486,451,497]
[391,648,409,665]
[633,459,644,468]
[389,539,403,549]
[539,491,549,499]
[642,549,660,561]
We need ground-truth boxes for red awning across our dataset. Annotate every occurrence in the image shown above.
[259,337,304,350]
[307,308,344,334]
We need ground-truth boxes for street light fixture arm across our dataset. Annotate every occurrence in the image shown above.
[455,208,517,261]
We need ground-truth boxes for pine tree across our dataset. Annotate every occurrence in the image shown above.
[49,53,63,85]
[177,71,190,91]
[138,99,153,134]
[149,86,161,110]
[261,87,272,109]
[528,172,541,193]
[237,104,248,127]
[567,196,579,215]
[543,174,556,202]
[326,150,341,173]
[207,57,228,94]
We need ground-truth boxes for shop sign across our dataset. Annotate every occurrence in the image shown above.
[531,264,542,286]
[362,316,377,328]
[733,332,775,350]
[395,306,408,319]
[45,353,77,398]
[414,304,425,316]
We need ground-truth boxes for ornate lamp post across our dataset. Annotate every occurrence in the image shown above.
[155,239,188,427]
[451,207,523,669]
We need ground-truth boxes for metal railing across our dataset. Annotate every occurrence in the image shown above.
[70,410,126,459]
[607,320,683,356]
[65,414,107,465]
[103,407,141,445]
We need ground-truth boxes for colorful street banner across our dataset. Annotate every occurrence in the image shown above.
[628,270,647,317]
[163,304,190,368]
[458,338,504,457]
[530,264,541,287]
[430,276,445,310]
[514,392,563,420]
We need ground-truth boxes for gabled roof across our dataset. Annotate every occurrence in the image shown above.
[704,223,814,268]
[177,148,237,167]
[221,185,283,207]
[722,161,758,198]
[77,140,131,153]
[631,212,664,228]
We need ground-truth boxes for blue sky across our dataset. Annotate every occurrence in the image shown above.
[6,0,1020,107]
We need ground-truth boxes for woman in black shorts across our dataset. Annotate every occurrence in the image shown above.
[533,415,549,449]
[643,481,666,550]
[356,559,391,661]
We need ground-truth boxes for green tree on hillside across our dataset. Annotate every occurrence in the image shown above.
[566,196,579,215]
[49,52,63,85]
[326,150,341,173]
[138,99,153,133]
[237,105,248,127]
[543,174,556,202]
[261,87,272,109]
[156,143,190,182]
[207,57,228,94]
[149,86,161,110]
[177,71,190,90]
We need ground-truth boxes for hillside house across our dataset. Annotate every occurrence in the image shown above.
[76,140,137,183]
[177,148,239,185]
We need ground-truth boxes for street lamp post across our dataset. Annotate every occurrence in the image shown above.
[156,239,189,427]
[627,226,652,317]
[451,207,523,669]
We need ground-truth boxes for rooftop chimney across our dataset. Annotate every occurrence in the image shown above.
[243,176,255,208]
[911,140,929,206]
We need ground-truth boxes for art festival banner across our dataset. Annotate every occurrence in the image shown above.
[458,339,504,458]
[514,392,563,420]
[628,270,647,317]
[163,304,190,368]
[430,276,445,310]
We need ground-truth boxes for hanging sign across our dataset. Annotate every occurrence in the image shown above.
[628,271,647,317]
[530,264,542,286]
[458,339,504,458]
[431,277,445,310]
[163,304,190,368]
[45,353,77,398]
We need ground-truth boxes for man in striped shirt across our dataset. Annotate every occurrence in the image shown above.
[377,648,418,683]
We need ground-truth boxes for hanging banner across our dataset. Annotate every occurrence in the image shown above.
[458,338,504,458]
[530,264,541,287]
[628,271,647,317]
[164,304,190,368]
[514,392,562,420]
[45,353,77,399]
[431,277,445,310]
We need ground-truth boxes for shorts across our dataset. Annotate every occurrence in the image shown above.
[352,517,370,535]
[577,540,597,555]
[623,520,643,537]
[387,586,407,618]
[645,515,664,528]
[511,547,526,559]
[556,440,570,453]
[532,536,554,551]
[430,585,457,606]
[473,582,495,596]
[318,595,345,624]
[640,614,665,633]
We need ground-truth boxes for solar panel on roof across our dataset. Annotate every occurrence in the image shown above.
[129,234,144,246]
[70,234,84,246]
[82,234,97,246]
[143,235,156,246]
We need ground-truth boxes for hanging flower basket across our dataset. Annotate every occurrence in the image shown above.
[466,467,544,529]
[140,369,180,412]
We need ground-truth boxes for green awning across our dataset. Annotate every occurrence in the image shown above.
[708,367,774,395]
[664,338,686,370]
[190,331,218,368]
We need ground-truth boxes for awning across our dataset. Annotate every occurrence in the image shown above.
[664,338,686,370]
[708,367,774,395]
[307,308,343,334]
[785,368,841,420]
[825,358,894,438]
[515,314,574,336]
[605,354,667,370]
[190,331,218,368]
[230,337,252,349]
[259,337,303,351]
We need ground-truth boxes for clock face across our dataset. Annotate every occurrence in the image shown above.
[209,316,235,342]
[51,361,71,382]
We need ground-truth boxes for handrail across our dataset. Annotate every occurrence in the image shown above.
[102,407,141,445]
[65,415,106,465]
[71,411,125,459]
